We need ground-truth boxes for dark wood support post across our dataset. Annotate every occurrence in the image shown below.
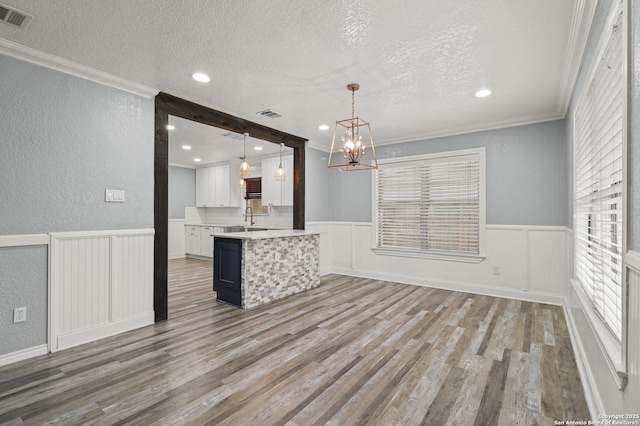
[154,101,169,322]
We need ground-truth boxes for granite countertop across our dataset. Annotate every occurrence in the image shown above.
[212,229,321,240]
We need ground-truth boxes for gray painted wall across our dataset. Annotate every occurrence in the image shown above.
[305,148,333,222]
[0,54,154,356]
[169,166,196,219]
[330,120,568,226]
[0,55,154,235]
[0,246,48,354]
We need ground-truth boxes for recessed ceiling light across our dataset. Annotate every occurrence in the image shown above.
[254,146,263,151]
[319,124,330,131]
[194,158,201,162]
[192,73,210,83]
[167,124,175,130]
[182,145,191,150]
[475,89,492,98]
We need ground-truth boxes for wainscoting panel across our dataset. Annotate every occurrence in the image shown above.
[528,228,568,295]
[111,233,154,321]
[320,222,569,304]
[49,229,155,352]
[305,223,332,276]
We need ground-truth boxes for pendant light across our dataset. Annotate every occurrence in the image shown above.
[275,143,286,181]
[239,132,251,178]
[328,83,378,171]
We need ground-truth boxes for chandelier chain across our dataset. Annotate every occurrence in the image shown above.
[351,88,356,118]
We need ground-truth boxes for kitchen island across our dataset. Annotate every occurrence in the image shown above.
[213,229,321,309]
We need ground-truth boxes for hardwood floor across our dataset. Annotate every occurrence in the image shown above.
[0,257,590,425]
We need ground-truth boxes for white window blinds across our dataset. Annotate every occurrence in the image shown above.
[375,150,483,257]
[574,11,624,341]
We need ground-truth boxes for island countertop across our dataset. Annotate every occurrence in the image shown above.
[211,229,321,240]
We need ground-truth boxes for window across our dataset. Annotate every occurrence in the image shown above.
[573,7,625,343]
[373,148,485,262]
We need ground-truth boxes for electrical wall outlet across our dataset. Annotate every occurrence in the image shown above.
[493,266,501,275]
[13,307,26,323]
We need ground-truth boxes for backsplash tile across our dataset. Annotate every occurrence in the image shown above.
[185,206,293,228]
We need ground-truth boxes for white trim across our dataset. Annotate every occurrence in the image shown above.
[557,0,600,116]
[0,38,158,98]
[563,301,605,419]
[330,267,565,306]
[625,249,640,272]
[570,278,626,389]
[49,228,155,239]
[54,312,154,352]
[371,247,485,263]
[0,234,49,247]
[169,219,187,222]
[0,344,48,367]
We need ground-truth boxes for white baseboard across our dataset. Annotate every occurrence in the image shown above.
[53,311,154,352]
[563,301,603,419]
[0,344,48,367]
[168,253,186,259]
[328,267,566,306]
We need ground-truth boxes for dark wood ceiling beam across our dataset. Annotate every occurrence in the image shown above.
[155,92,307,149]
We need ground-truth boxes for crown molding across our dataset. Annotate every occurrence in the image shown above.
[556,0,599,116]
[0,38,158,98]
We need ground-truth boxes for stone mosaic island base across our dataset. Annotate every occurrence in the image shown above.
[213,230,320,309]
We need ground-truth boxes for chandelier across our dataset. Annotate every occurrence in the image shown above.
[328,83,378,171]
[238,132,251,178]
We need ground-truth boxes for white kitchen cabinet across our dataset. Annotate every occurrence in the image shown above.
[261,155,293,206]
[185,225,214,257]
[195,167,215,207]
[185,225,201,255]
[214,164,231,206]
[200,226,214,256]
[195,164,240,207]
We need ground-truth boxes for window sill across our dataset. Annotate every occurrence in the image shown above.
[371,247,485,263]
[570,278,627,390]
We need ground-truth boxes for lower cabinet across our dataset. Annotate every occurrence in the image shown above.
[185,226,201,255]
[213,237,242,307]
[185,225,215,257]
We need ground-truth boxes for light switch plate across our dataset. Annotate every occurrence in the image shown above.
[105,189,125,203]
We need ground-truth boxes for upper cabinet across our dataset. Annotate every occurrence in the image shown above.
[195,163,240,207]
[261,155,293,206]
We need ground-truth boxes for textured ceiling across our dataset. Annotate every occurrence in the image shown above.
[0,0,593,158]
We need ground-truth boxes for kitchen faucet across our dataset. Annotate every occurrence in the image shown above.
[244,205,255,226]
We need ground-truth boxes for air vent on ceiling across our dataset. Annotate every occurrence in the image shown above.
[0,4,32,29]
[256,109,282,119]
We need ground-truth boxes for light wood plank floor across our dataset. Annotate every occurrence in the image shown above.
[0,257,590,425]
